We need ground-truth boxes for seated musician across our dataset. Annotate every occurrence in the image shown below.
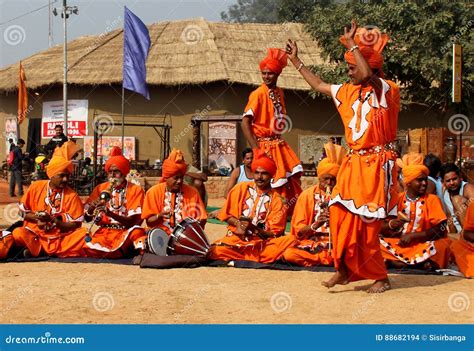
[141,149,207,235]
[450,200,474,278]
[80,147,147,258]
[1,143,84,259]
[440,163,474,233]
[282,143,345,266]
[208,149,295,263]
[379,153,451,270]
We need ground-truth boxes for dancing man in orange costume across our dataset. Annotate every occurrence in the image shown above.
[287,20,399,292]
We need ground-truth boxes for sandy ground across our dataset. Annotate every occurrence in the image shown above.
[1,180,472,324]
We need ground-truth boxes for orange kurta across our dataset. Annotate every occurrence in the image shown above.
[380,192,451,268]
[80,181,146,258]
[450,202,474,277]
[244,84,302,207]
[328,78,400,281]
[141,182,207,234]
[209,181,295,263]
[283,185,333,267]
[5,180,85,258]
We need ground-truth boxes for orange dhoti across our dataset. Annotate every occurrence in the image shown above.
[329,204,387,282]
[80,226,146,259]
[10,224,86,258]
[283,238,333,267]
[0,232,14,259]
[450,239,474,278]
[209,234,296,264]
[380,237,452,269]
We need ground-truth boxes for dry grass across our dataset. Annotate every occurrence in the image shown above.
[0,19,328,93]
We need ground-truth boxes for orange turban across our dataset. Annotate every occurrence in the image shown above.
[46,156,73,178]
[317,142,346,177]
[396,153,429,185]
[259,48,287,75]
[317,159,340,177]
[344,47,383,69]
[53,141,80,161]
[105,146,130,176]
[161,148,188,181]
[251,149,277,176]
[340,27,389,70]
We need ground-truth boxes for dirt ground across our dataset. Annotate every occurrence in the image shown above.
[0,181,472,324]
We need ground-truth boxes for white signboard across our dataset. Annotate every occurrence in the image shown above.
[4,117,18,156]
[42,100,88,138]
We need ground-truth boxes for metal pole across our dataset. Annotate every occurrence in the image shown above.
[48,0,53,47]
[93,119,98,189]
[63,0,68,137]
[121,85,125,153]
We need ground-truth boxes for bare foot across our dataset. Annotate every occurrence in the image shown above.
[322,270,349,288]
[366,278,391,293]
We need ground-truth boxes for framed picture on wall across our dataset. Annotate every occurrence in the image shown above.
[298,134,347,165]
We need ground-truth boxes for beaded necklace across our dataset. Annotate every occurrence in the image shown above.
[109,181,128,211]
[358,87,372,103]
[45,182,64,215]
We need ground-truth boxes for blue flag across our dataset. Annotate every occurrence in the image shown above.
[123,6,150,100]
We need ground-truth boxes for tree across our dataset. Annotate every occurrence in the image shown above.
[221,0,321,24]
[221,0,472,114]
[221,0,278,24]
[305,0,473,114]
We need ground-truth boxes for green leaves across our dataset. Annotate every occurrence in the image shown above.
[304,1,473,113]
[221,0,472,113]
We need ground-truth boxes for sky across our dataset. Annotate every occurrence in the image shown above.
[0,0,236,68]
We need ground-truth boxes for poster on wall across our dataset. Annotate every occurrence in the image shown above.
[298,134,347,165]
[42,100,88,138]
[4,117,18,156]
[208,122,237,173]
[83,136,136,161]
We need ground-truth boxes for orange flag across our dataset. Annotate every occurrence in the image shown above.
[18,62,28,124]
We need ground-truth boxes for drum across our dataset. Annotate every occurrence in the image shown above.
[167,218,210,256]
[147,228,169,256]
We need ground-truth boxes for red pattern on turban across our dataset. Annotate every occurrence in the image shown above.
[340,27,389,70]
[162,149,188,181]
[105,146,131,176]
[251,149,277,177]
[259,48,288,75]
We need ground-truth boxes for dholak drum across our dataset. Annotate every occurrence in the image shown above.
[147,228,169,256]
[168,218,210,256]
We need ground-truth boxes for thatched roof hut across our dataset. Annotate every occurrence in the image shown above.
[0,18,327,92]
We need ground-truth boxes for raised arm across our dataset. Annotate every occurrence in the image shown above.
[342,20,382,92]
[286,39,332,97]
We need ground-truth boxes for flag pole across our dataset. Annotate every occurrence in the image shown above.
[121,85,125,153]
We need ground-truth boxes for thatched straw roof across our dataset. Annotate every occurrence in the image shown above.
[0,18,328,93]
